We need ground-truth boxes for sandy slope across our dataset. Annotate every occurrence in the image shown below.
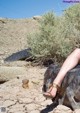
[0,18,39,61]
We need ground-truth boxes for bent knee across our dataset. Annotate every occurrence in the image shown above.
[74,48,80,58]
[74,48,80,54]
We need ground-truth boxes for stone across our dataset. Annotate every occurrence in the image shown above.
[53,105,73,113]
[22,79,29,89]
[0,66,27,82]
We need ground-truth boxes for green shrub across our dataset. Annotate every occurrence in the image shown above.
[27,12,57,61]
[27,4,80,64]
[64,4,80,47]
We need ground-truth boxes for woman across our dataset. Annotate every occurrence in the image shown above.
[44,48,80,98]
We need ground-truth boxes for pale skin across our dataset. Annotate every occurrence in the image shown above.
[44,48,80,97]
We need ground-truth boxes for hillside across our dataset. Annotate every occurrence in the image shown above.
[0,17,39,62]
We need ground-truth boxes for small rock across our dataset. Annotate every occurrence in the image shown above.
[33,16,42,20]
[22,79,29,89]
[53,105,73,113]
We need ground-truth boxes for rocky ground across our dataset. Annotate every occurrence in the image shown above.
[0,17,39,63]
[0,64,80,113]
[0,17,80,113]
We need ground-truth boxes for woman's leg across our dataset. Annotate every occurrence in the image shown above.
[44,48,80,97]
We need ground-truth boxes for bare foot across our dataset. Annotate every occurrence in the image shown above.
[43,86,57,99]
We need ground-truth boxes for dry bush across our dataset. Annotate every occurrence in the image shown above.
[27,4,80,64]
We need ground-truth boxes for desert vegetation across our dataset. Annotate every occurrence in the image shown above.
[27,4,80,64]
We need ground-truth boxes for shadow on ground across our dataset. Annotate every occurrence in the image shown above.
[4,48,31,62]
[40,103,58,113]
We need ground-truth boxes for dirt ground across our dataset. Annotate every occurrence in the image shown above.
[0,17,80,113]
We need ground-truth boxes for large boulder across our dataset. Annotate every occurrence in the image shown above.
[0,66,27,83]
